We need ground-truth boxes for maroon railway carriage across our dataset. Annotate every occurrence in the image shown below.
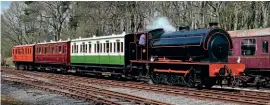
[228,28,270,86]
[34,41,70,72]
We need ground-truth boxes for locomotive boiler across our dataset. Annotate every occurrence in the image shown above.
[150,25,232,63]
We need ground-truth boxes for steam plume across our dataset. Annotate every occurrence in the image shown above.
[145,12,176,32]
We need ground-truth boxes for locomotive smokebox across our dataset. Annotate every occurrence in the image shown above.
[209,22,218,28]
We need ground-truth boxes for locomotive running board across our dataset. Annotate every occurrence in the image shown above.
[154,68,191,77]
[130,60,209,65]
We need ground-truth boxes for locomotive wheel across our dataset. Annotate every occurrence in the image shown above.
[162,74,171,85]
[167,74,180,85]
[150,72,162,84]
[183,69,195,87]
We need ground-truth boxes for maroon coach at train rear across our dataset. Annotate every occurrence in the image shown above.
[228,28,270,75]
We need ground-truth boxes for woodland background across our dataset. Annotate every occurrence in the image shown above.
[1,1,270,60]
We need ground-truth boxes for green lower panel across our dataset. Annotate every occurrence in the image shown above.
[71,55,124,65]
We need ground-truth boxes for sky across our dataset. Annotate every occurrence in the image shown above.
[1,1,11,14]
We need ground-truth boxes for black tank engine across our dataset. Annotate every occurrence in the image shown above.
[150,27,233,63]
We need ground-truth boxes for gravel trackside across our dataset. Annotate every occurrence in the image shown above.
[1,81,90,105]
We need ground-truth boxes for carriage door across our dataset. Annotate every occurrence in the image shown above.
[129,43,137,60]
[261,37,270,68]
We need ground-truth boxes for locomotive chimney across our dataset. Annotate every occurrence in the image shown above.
[209,22,218,28]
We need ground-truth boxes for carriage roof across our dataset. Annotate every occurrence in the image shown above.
[228,28,270,38]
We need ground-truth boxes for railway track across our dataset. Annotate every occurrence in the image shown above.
[2,67,270,105]
[1,69,170,105]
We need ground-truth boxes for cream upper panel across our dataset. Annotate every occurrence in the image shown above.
[70,34,125,56]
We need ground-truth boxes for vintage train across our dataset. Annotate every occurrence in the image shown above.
[228,28,270,87]
[12,24,245,88]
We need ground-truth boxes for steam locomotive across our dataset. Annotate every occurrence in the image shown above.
[12,23,245,88]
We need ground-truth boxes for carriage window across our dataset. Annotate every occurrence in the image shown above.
[72,44,75,53]
[59,46,62,53]
[45,47,47,54]
[82,42,85,53]
[110,43,112,52]
[89,43,91,53]
[241,39,256,56]
[75,45,77,53]
[114,42,116,52]
[97,43,100,53]
[117,41,120,53]
[121,42,123,52]
[262,41,268,53]
[63,46,66,53]
[103,43,106,53]
[85,44,87,53]
[80,44,82,53]
[51,47,54,54]
[95,44,97,53]
[76,45,78,53]
[106,43,109,53]
[71,45,73,53]
[100,43,102,53]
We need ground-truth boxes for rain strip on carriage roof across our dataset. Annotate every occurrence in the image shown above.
[228,28,270,38]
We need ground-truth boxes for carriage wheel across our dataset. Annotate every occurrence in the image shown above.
[16,65,20,70]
